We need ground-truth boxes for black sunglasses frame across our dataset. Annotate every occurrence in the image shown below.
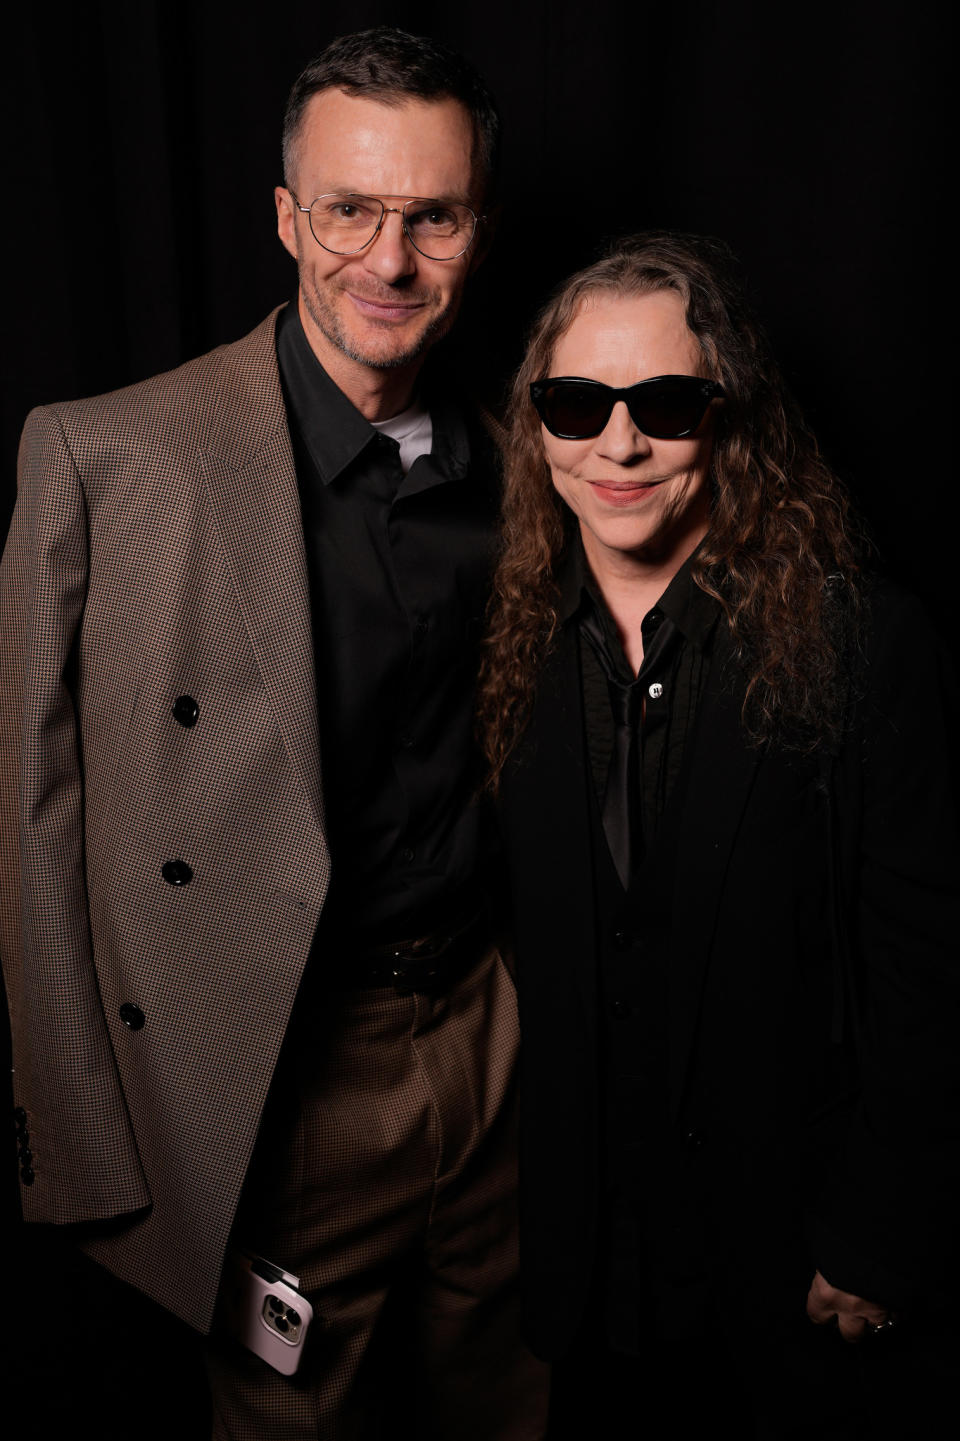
[530,375,724,440]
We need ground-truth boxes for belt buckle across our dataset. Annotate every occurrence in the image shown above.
[388,933,452,990]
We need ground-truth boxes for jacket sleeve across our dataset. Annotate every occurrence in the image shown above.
[808,586,960,1308]
[0,407,151,1222]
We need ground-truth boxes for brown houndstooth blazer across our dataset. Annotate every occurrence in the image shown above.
[0,307,332,1332]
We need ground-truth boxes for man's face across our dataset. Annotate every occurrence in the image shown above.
[542,290,717,579]
[276,89,481,380]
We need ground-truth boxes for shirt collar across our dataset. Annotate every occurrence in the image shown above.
[277,300,376,484]
[657,543,719,649]
[558,534,719,650]
[276,300,471,491]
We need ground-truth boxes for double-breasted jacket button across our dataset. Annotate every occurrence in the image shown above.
[610,999,631,1019]
[13,1106,27,1127]
[162,859,193,886]
[684,1128,707,1152]
[172,694,200,728]
[612,928,635,951]
[119,1003,146,1031]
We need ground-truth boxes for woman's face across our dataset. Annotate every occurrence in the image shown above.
[540,289,717,578]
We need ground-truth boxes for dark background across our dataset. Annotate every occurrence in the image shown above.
[2,0,952,1433]
[3,0,954,619]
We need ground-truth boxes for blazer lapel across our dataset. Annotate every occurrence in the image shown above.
[199,321,325,838]
[667,641,762,1121]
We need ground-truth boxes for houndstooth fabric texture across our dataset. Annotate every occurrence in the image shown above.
[205,943,549,1440]
[0,309,334,1331]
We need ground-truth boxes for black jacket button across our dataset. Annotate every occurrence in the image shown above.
[162,859,193,886]
[684,1128,707,1152]
[612,929,634,950]
[19,1148,33,1165]
[172,695,199,727]
[119,1003,146,1031]
[21,1168,35,1185]
[13,1106,27,1126]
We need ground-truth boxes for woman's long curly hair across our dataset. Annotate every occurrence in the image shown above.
[478,231,866,788]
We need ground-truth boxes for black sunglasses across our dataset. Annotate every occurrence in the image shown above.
[530,374,724,440]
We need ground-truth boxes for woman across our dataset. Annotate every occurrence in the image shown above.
[479,233,958,1438]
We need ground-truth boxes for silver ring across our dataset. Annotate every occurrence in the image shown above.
[869,1317,897,1333]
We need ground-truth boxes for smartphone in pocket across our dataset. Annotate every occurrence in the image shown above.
[217,1247,313,1375]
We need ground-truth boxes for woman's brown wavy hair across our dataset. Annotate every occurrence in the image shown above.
[478,231,866,788]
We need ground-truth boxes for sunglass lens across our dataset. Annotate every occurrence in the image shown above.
[542,383,611,438]
[632,381,707,438]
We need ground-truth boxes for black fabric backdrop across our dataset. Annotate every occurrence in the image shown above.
[3,0,953,616]
[1,1,953,1433]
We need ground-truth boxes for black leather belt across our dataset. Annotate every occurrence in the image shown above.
[347,909,486,992]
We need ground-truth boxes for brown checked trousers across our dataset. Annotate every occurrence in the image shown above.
[205,941,549,1440]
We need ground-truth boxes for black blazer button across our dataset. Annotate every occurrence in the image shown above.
[172,695,199,728]
[612,929,634,951]
[13,1106,27,1126]
[21,1168,35,1186]
[19,1148,33,1165]
[684,1128,707,1152]
[162,859,193,886]
[119,1003,146,1031]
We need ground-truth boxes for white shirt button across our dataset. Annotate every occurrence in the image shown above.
[648,682,663,699]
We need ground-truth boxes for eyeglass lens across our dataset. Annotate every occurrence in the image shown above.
[533,378,719,440]
[307,195,476,258]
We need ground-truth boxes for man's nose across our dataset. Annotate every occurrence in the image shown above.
[362,208,418,283]
[596,401,652,461]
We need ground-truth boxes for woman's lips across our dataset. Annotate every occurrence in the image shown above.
[586,478,666,507]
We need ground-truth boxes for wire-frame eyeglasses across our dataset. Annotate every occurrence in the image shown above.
[289,192,481,261]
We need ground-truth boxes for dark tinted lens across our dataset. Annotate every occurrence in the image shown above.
[629,379,709,438]
[540,382,613,438]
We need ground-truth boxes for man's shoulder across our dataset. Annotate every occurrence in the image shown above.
[24,307,286,462]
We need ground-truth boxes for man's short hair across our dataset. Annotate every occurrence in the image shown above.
[282,27,501,203]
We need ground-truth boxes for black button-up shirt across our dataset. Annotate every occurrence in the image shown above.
[276,303,498,941]
[559,540,718,870]
[559,540,720,1351]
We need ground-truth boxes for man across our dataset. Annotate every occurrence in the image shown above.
[0,27,546,1440]
[478,232,960,1437]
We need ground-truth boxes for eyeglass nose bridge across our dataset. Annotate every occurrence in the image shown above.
[369,202,414,251]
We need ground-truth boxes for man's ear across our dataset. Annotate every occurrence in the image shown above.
[275,187,299,261]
